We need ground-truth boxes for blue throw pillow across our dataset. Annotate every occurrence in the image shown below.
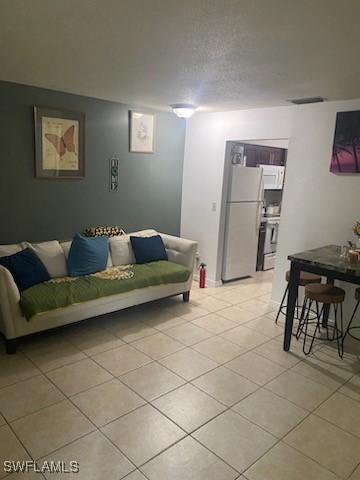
[0,248,50,291]
[67,233,109,276]
[130,235,168,264]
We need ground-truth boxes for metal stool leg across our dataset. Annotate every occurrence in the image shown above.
[325,304,342,342]
[341,300,360,355]
[327,304,337,341]
[298,294,309,327]
[336,303,344,358]
[296,296,309,339]
[275,284,288,324]
[303,300,322,355]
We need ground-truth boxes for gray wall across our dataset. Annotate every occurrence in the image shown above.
[0,81,185,243]
[273,99,360,350]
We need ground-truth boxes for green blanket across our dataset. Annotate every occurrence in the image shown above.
[20,261,191,320]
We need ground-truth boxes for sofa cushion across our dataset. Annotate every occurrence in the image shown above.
[24,241,67,278]
[109,235,135,265]
[0,244,22,258]
[62,239,113,268]
[20,260,191,319]
[130,235,168,264]
[60,240,72,259]
[110,230,158,266]
[0,248,50,291]
[67,234,109,276]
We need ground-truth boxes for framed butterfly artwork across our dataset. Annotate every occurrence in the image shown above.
[34,106,85,179]
[129,111,155,153]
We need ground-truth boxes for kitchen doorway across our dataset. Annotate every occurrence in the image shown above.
[218,138,289,285]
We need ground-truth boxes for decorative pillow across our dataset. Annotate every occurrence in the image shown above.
[109,235,135,265]
[130,235,168,264]
[60,240,72,259]
[62,239,113,268]
[24,240,67,278]
[83,225,126,238]
[131,229,158,237]
[0,244,22,258]
[67,233,109,276]
[109,230,158,266]
[0,248,50,291]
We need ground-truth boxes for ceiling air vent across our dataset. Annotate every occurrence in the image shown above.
[288,97,326,105]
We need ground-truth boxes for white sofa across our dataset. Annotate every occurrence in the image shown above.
[0,229,197,353]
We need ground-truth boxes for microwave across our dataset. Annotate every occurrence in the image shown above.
[259,164,285,190]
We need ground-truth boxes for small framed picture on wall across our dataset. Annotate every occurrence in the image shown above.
[129,111,155,153]
[34,106,85,179]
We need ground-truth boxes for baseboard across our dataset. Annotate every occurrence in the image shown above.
[193,273,222,288]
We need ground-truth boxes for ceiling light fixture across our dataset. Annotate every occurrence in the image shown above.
[171,104,197,118]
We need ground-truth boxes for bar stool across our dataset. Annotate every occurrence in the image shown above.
[296,283,345,357]
[342,287,360,349]
[275,270,322,324]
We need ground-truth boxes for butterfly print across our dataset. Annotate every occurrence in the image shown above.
[45,125,76,157]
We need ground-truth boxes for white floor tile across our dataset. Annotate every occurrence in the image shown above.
[41,430,134,479]
[152,383,226,433]
[244,441,339,480]
[101,404,185,466]
[194,410,277,473]
[141,436,237,480]
[284,414,360,478]
[233,388,308,438]
[11,400,95,459]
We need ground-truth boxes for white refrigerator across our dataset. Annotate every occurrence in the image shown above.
[222,166,263,281]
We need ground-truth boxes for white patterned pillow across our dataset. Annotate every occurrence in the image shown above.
[0,244,22,258]
[110,229,158,265]
[24,241,67,278]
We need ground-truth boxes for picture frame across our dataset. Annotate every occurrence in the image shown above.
[331,110,360,174]
[34,106,85,179]
[129,111,155,153]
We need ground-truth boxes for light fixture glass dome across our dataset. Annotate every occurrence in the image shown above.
[171,104,197,118]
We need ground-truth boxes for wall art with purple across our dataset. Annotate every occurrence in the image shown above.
[331,110,360,173]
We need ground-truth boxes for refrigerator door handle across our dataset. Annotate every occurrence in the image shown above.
[257,168,264,202]
[255,172,264,235]
[256,201,262,235]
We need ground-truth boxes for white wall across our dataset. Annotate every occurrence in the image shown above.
[181,106,293,285]
[273,99,360,324]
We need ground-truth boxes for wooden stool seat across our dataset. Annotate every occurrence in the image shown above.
[286,270,321,286]
[305,283,345,304]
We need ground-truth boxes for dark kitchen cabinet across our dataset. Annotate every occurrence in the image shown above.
[243,145,258,167]
[243,144,285,167]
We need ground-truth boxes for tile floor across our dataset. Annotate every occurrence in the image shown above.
[0,270,359,479]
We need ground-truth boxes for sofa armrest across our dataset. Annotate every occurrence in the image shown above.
[0,265,21,339]
[159,233,197,271]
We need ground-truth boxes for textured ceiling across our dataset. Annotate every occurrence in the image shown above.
[1,0,360,112]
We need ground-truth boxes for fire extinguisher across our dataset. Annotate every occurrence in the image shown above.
[199,263,207,288]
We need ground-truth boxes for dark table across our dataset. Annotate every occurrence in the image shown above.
[284,245,360,351]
